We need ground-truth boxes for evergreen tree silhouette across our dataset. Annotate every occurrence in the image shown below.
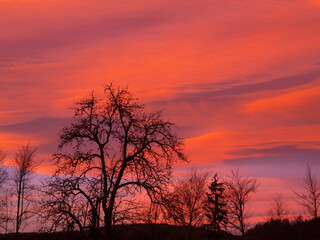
[204,173,228,239]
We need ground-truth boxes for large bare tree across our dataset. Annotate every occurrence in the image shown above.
[225,170,258,237]
[294,164,320,220]
[13,143,38,238]
[44,84,186,240]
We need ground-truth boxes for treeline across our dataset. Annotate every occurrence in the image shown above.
[0,84,319,240]
[246,218,320,240]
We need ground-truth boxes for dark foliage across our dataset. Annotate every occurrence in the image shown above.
[204,173,228,238]
[0,224,239,240]
[245,218,320,240]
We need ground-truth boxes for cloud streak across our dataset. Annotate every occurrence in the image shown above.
[0,12,167,63]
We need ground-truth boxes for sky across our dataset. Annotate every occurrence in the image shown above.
[1,0,320,221]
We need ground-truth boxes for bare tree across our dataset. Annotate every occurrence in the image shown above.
[0,149,9,232]
[13,143,38,237]
[111,196,143,226]
[225,169,258,237]
[145,203,164,240]
[0,193,14,234]
[0,149,7,188]
[168,170,208,239]
[44,84,186,240]
[40,175,101,240]
[267,192,289,221]
[142,201,169,225]
[294,164,320,220]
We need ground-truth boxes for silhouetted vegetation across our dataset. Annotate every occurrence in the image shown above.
[245,218,320,240]
[1,218,319,240]
[0,84,319,240]
[13,144,38,238]
[40,84,187,240]
[203,173,228,239]
[0,224,239,240]
[0,150,9,233]
[294,164,320,220]
[224,170,258,237]
[267,193,289,221]
[0,150,7,189]
[166,170,208,240]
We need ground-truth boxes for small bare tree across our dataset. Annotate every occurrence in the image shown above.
[294,164,320,219]
[225,169,258,237]
[142,202,168,240]
[0,149,7,188]
[0,150,9,232]
[168,170,208,239]
[40,175,102,239]
[0,193,14,234]
[267,192,289,221]
[13,143,38,237]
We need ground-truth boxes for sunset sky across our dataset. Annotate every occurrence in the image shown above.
[1,0,320,220]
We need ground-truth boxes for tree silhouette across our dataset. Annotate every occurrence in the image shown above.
[267,193,289,221]
[204,173,228,239]
[44,84,186,240]
[0,150,6,188]
[41,175,101,239]
[13,143,38,238]
[0,149,9,232]
[225,170,258,237]
[168,170,208,240]
[294,164,320,220]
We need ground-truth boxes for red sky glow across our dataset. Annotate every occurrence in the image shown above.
[1,0,320,222]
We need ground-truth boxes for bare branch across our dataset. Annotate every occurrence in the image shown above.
[267,192,289,221]
[42,84,187,240]
[13,143,39,236]
[294,164,320,219]
[225,169,258,236]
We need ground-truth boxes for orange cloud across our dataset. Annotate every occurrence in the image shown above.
[243,85,320,127]
[310,0,320,6]
[185,123,320,164]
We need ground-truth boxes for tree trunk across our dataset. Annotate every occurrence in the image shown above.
[15,177,22,240]
[105,210,114,240]
[89,227,98,240]
[187,222,192,240]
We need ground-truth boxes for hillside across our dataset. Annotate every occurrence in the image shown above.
[0,224,237,240]
[1,219,319,240]
[245,218,320,240]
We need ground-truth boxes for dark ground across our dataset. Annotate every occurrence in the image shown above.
[1,219,319,240]
[0,224,237,240]
[245,218,320,240]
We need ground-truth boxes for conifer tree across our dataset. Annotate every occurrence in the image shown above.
[204,173,227,239]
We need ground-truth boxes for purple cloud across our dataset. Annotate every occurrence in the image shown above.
[0,11,167,63]
[223,148,320,166]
